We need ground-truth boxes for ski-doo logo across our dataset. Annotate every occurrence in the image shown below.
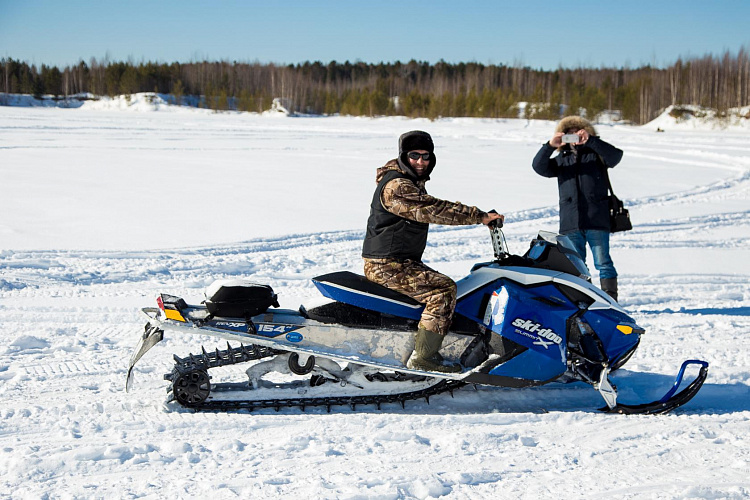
[511,318,562,349]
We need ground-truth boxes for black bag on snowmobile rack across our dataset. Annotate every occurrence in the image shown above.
[204,279,280,318]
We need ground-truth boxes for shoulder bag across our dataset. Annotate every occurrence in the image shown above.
[604,169,633,233]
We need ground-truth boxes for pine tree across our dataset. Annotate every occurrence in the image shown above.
[172,79,185,106]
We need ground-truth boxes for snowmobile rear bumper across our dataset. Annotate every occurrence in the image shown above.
[601,360,709,415]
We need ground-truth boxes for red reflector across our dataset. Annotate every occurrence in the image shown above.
[156,295,164,311]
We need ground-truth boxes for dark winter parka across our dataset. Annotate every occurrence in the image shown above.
[532,117,623,234]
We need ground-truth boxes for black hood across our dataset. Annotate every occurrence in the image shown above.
[397,130,436,179]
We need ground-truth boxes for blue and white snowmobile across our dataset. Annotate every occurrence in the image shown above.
[126,222,708,414]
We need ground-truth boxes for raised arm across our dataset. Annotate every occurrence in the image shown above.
[586,135,623,168]
[532,142,560,178]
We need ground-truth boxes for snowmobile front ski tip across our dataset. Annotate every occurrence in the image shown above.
[600,360,709,415]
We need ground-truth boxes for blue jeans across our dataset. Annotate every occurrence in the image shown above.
[566,230,617,279]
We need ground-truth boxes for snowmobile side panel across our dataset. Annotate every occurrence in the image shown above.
[486,349,566,382]
[453,278,502,325]
[486,282,569,363]
[474,281,569,382]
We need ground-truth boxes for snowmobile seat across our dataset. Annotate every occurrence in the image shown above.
[312,271,423,320]
[307,272,481,335]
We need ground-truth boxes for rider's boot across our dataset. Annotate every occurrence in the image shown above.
[407,328,461,373]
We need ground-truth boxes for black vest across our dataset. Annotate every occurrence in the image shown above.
[362,170,429,261]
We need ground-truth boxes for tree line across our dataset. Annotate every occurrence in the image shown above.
[2,48,749,124]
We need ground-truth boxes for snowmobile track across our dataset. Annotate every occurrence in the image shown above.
[165,342,466,413]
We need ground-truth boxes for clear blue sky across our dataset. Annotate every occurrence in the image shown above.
[1,0,748,70]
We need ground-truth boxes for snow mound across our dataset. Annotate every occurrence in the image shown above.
[645,104,750,131]
[0,93,91,108]
[80,92,176,112]
[0,92,182,112]
[261,97,295,117]
[9,335,50,350]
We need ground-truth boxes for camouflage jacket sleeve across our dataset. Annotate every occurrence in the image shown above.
[381,178,486,225]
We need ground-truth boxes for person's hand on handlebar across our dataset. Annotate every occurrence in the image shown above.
[481,212,504,226]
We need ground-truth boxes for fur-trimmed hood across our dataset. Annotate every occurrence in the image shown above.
[555,116,597,136]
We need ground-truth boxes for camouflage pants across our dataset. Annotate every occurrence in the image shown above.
[363,258,457,335]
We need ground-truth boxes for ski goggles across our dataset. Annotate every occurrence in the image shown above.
[406,152,431,161]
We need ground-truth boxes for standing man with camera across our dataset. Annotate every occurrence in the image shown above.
[532,116,624,300]
[363,130,502,373]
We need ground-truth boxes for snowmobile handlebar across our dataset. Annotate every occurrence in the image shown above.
[487,209,503,229]
[487,210,509,260]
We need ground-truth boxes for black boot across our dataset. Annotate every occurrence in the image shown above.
[407,328,461,373]
[600,278,618,302]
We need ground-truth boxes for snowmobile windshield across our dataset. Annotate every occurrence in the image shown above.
[526,231,591,280]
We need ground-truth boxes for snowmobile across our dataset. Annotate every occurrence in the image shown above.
[126,221,708,414]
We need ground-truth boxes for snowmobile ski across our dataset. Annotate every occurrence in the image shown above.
[600,360,709,415]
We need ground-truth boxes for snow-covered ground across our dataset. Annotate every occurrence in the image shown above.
[0,100,749,499]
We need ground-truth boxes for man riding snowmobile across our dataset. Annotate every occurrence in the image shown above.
[362,130,503,373]
[128,161,709,414]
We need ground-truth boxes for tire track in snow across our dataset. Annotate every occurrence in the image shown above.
[21,360,101,378]
[624,169,750,209]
